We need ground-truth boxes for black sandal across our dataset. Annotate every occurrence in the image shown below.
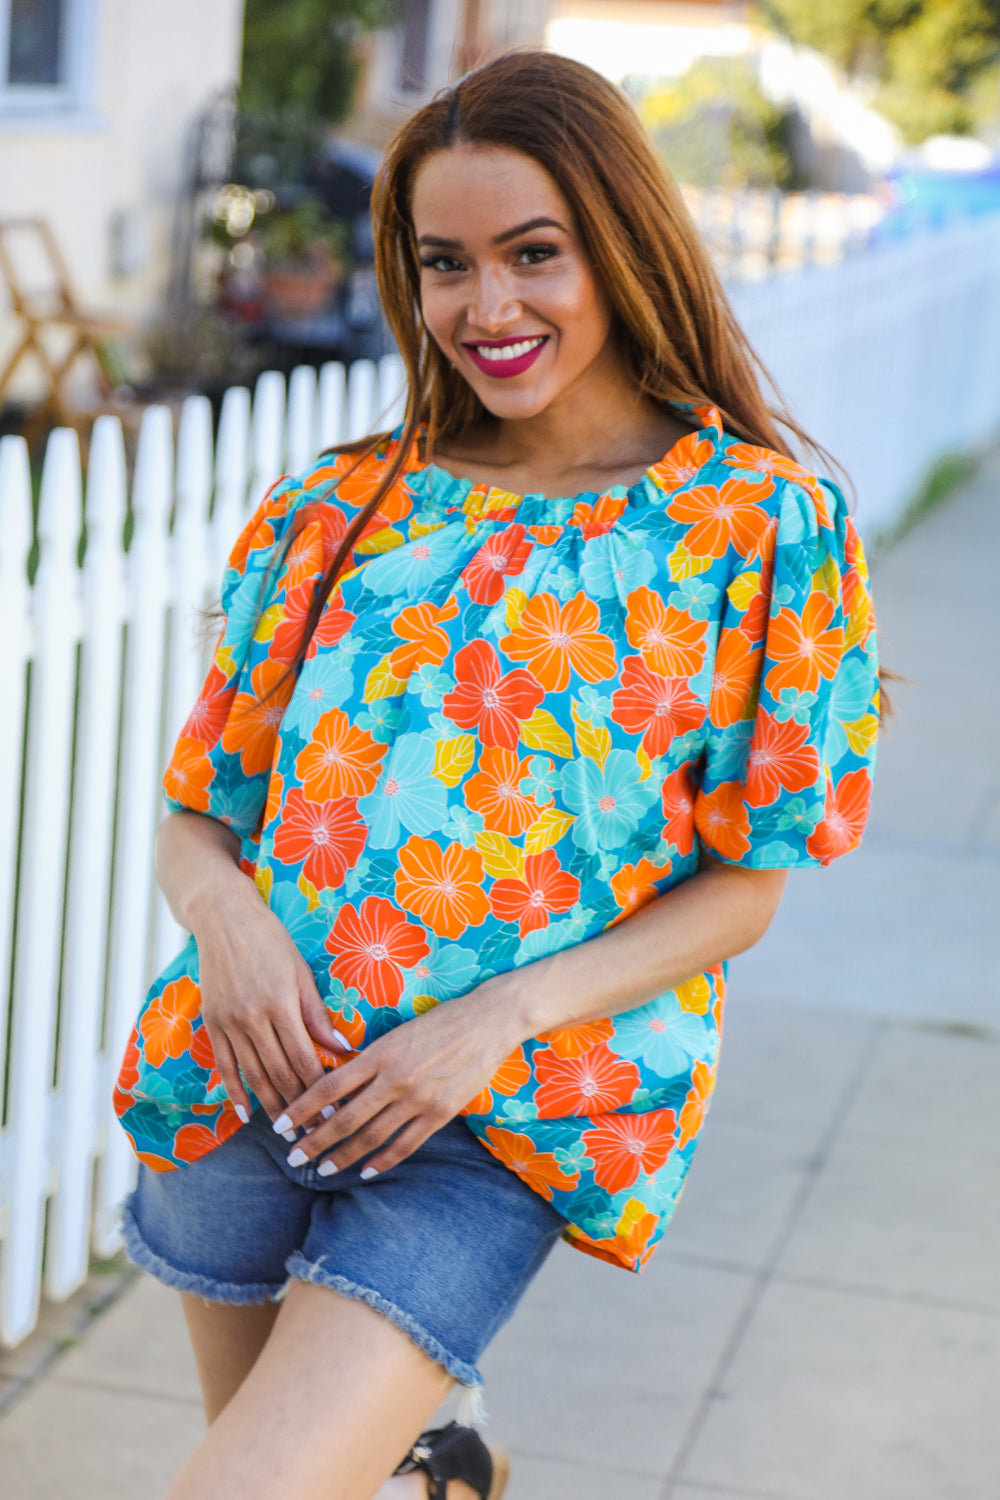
[393,1420,509,1499]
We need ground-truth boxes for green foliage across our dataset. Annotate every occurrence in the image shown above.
[240,0,400,121]
[756,0,1000,141]
[639,58,801,188]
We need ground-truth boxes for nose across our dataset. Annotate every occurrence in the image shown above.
[467,265,521,333]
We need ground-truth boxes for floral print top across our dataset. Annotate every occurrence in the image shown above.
[114,404,879,1272]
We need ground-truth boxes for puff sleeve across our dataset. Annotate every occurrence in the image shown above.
[694,475,879,869]
[162,473,324,840]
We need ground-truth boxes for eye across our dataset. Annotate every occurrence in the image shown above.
[418,254,464,273]
[515,243,559,266]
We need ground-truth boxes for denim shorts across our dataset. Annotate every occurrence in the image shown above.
[121,1108,563,1387]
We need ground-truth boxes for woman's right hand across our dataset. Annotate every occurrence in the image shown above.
[191,875,349,1123]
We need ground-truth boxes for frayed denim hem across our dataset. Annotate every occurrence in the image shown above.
[120,1201,286,1306]
[285,1250,483,1389]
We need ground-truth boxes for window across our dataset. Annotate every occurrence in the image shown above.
[0,0,95,116]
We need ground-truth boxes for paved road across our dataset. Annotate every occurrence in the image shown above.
[1,457,997,1499]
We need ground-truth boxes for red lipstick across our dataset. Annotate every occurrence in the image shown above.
[463,335,549,379]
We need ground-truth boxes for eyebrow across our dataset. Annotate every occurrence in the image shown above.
[416,216,569,250]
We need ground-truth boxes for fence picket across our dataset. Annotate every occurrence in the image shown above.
[250,371,286,516]
[318,361,347,450]
[286,364,318,474]
[346,359,377,441]
[94,407,173,1254]
[1,430,82,1343]
[212,384,251,583]
[378,353,407,432]
[48,417,128,1300]
[0,438,33,1134]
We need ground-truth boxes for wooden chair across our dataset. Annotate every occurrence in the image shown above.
[0,217,130,436]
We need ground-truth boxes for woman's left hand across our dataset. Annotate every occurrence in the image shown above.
[271,981,522,1177]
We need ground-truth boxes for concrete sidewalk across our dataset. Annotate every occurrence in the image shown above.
[2,456,998,1499]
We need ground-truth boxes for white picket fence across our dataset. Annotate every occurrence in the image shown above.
[1,212,1000,1349]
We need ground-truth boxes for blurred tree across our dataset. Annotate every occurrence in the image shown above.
[639,58,802,187]
[756,0,1000,141]
[241,0,401,120]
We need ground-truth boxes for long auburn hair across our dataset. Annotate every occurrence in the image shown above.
[279,50,849,684]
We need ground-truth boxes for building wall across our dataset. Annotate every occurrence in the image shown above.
[0,0,245,401]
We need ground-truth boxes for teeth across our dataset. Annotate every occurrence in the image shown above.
[473,337,545,362]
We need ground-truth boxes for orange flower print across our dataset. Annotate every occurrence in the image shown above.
[765,591,844,696]
[744,710,820,807]
[461,524,532,604]
[320,447,413,524]
[499,591,617,692]
[493,1045,532,1094]
[738,526,777,644]
[608,857,672,924]
[174,1105,242,1165]
[272,786,367,888]
[306,590,356,658]
[722,447,832,526]
[570,493,627,538]
[488,849,581,936]
[483,1126,580,1201]
[695,780,751,861]
[263,770,284,828]
[678,1059,716,1148]
[666,475,774,559]
[582,1110,678,1194]
[139,976,201,1068]
[388,596,459,679]
[442,639,544,750]
[326,895,429,1007]
[806,768,872,863]
[180,663,236,749]
[464,747,538,836]
[660,764,697,858]
[535,1018,615,1059]
[269,580,319,664]
[118,1035,140,1092]
[221,658,295,776]
[163,736,214,813]
[623,587,707,678]
[296,708,386,801]
[611,655,706,757]
[575,1200,662,1269]
[533,1042,640,1117]
[527,524,563,546]
[188,1023,216,1072]
[710,628,762,727]
[394,835,490,939]
[648,430,715,492]
[281,516,331,591]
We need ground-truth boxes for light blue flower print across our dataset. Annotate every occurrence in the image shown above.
[409,664,454,707]
[612,999,710,1079]
[774,688,819,726]
[707,720,754,781]
[401,933,480,1004]
[551,564,579,602]
[502,1098,538,1124]
[344,855,370,898]
[423,710,464,741]
[579,532,655,600]
[748,839,802,868]
[664,729,705,770]
[519,756,560,806]
[770,583,796,615]
[561,750,657,851]
[668,576,719,621]
[443,807,484,848]
[577,686,612,722]
[823,656,876,765]
[355,700,404,743]
[283,655,354,738]
[775,796,825,834]
[362,528,467,600]
[515,917,581,965]
[268,883,330,952]
[357,733,449,848]
[212,777,267,834]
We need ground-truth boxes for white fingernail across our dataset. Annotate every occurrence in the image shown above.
[282,1129,297,1143]
[321,1103,337,1120]
[234,1104,249,1124]
[317,1159,338,1176]
[332,1030,353,1050]
[287,1148,309,1167]
[360,1166,379,1181]
[273,1113,292,1134]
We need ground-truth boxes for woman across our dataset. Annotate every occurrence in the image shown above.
[115,50,879,1500]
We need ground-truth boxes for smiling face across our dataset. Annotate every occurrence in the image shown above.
[411,143,620,422]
